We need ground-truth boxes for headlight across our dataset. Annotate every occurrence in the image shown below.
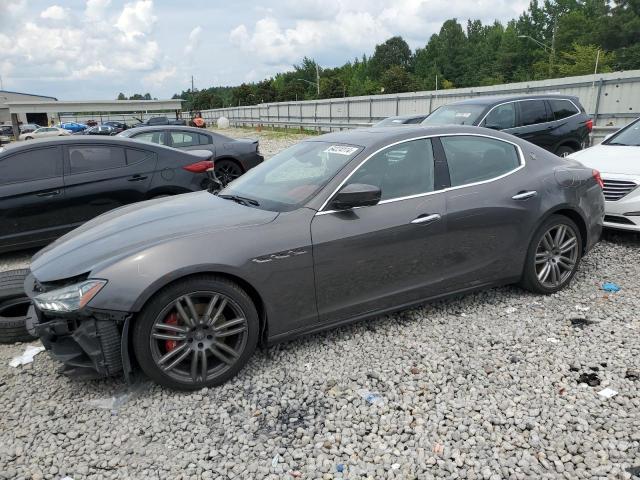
[34,279,107,313]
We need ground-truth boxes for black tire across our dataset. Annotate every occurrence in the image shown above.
[556,145,575,157]
[520,214,583,294]
[132,275,259,390]
[24,136,33,140]
[0,297,37,344]
[0,269,29,303]
[214,160,244,186]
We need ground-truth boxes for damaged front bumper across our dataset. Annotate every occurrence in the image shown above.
[25,302,132,380]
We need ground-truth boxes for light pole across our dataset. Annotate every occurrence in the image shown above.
[518,23,556,77]
[296,78,320,97]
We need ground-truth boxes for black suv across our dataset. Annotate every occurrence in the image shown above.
[422,94,593,156]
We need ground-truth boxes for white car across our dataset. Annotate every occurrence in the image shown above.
[19,126,71,141]
[569,117,640,231]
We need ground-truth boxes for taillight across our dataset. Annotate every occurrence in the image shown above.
[592,169,604,188]
[182,160,214,173]
[586,119,593,133]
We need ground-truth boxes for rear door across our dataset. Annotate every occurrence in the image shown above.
[61,144,157,226]
[512,100,555,150]
[0,146,66,249]
[438,134,542,290]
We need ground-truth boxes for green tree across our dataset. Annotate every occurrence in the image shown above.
[369,36,412,77]
[556,43,613,76]
[117,92,126,100]
[380,66,415,93]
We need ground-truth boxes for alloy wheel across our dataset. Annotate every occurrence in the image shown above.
[149,291,248,384]
[215,162,242,186]
[534,224,579,289]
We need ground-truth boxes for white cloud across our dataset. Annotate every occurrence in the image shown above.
[115,0,157,40]
[40,5,67,20]
[184,26,202,55]
[143,65,177,88]
[85,0,111,20]
[1,0,162,91]
[230,0,529,65]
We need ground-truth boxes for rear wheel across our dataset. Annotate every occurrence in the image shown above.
[132,276,259,390]
[520,215,582,294]
[555,145,575,157]
[214,160,243,186]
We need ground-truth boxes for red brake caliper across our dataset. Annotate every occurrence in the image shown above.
[164,312,178,351]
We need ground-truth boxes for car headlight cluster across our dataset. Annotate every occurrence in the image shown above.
[34,279,107,313]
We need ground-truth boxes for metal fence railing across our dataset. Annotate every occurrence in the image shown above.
[188,70,640,134]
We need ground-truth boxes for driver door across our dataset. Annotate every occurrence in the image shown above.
[311,138,448,324]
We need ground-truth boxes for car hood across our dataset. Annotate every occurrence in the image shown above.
[569,144,640,176]
[30,191,278,282]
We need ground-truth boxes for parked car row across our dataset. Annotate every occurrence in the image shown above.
[5,121,606,389]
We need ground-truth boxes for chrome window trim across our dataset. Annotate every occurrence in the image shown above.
[479,98,581,129]
[316,132,526,215]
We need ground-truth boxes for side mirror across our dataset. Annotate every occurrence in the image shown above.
[330,183,381,210]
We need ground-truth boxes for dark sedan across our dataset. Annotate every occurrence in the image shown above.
[119,126,264,186]
[0,136,216,253]
[25,126,604,390]
[78,125,117,136]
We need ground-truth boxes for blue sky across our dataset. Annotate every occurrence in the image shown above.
[0,0,528,100]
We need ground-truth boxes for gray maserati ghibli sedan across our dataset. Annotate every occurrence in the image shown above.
[24,125,605,390]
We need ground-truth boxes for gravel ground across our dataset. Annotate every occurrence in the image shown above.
[0,129,639,479]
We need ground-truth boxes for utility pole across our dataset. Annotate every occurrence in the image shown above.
[0,75,3,90]
[191,75,195,93]
[549,18,557,77]
[316,63,320,97]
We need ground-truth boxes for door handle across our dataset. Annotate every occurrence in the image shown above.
[128,175,148,182]
[36,190,60,198]
[512,190,537,200]
[411,213,441,225]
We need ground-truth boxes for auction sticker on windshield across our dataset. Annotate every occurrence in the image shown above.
[324,145,359,156]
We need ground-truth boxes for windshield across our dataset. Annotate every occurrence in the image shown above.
[605,119,640,146]
[219,141,362,211]
[421,104,486,126]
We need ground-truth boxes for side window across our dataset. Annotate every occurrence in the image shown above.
[170,131,199,147]
[126,148,157,165]
[548,99,579,120]
[484,103,516,129]
[198,133,211,145]
[0,147,62,184]
[68,146,126,174]
[346,139,435,200]
[133,131,166,145]
[518,100,551,126]
[441,136,520,187]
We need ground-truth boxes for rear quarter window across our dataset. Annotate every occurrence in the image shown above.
[548,99,579,120]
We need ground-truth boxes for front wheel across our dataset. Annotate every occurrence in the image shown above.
[520,215,582,294]
[132,276,259,390]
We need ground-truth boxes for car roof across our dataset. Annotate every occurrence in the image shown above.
[123,125,212,134]
[444,93,581,107]
[0,134,187,155]
[305,125,521,151]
